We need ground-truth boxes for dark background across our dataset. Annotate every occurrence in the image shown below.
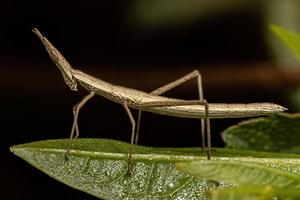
[1,1,294,199]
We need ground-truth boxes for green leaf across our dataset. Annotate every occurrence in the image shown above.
[11,139,223,199]
[270,24,300,60]
[222,113,300,153]
[210,186,300,200]
[11,139,300,199]
[176,160,300,188]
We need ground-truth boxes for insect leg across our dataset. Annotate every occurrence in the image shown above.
[136,70,207,151]
[123,102,136,175]
[140,99,211,160]
[134,110,142,144]
[65,91,95,160]
[203,99,211,160]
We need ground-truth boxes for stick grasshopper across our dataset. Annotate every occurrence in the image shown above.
[32,28,287,175]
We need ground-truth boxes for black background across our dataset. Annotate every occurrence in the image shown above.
[1,1,289,199]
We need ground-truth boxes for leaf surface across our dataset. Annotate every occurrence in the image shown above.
[11,139,221,199]
[210,186,300,200]
[11,138,300,199]
[176,160,300,188]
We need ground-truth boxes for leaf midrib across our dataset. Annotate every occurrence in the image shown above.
[12,146,300,163]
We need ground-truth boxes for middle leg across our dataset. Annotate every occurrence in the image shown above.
[136,70,207,150]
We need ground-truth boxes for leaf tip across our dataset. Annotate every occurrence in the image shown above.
[269,24,280,33]
[9,144,24,156]
[269,24,289,38]
[9,145,16,153]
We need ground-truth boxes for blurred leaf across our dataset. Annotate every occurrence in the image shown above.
[222,113,300,153]
[271,24,300,112]
[210,186,300,200]
[270,24,300,61]
[130,0,256,28]
[289,86,300,111]
[176,159,300,188]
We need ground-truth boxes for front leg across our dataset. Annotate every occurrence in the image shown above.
[65,91,95,160]
[122,102,136,175]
